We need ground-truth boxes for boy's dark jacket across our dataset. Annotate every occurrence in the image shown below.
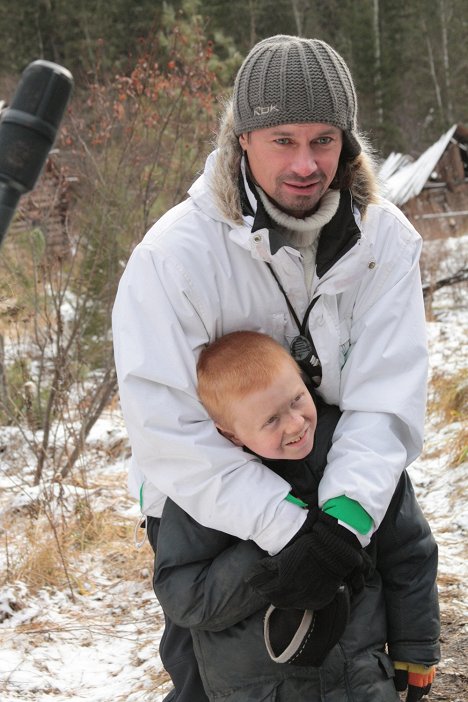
[154,402,440,702]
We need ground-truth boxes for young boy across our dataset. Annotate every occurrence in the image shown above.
[153,332,440,701]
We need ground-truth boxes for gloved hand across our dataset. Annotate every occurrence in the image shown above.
[345,547,375,596]
[393,661,436,701]
[246,510,368,610]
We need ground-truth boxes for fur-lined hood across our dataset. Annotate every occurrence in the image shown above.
[210,101,380,226]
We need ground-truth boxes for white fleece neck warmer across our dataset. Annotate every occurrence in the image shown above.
[257,188,341,294]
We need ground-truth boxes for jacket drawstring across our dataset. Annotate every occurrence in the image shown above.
[134,514,148,549]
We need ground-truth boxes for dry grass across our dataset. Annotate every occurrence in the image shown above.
[2,499,153,596]
[14,523,68,591]
[429,368,468,422]
[450,425,468,466]
[429,368,468,466]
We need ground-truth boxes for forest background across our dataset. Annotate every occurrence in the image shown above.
[0,2,466,700]
[0,0,466,482]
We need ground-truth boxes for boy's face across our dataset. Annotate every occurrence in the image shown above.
[219,363,317,460]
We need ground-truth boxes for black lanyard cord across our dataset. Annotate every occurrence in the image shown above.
[266,263,319,336]
[265,262,322,383]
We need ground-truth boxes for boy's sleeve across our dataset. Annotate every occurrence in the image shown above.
[376,471,440,666]
[154,498,268,631]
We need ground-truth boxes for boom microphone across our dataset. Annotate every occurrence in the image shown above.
[0,60,73,245]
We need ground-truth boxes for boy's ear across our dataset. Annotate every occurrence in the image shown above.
[216,424,244,447]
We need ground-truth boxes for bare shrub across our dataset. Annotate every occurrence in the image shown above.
[0,11,222,486]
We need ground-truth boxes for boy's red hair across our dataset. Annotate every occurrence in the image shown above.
[197,330,301,427]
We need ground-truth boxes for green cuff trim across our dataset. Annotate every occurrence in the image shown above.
[322,495,373,535]
[139,483,144,511]
[285,493,308,508]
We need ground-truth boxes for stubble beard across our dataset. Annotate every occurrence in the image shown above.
[272,174,327,218]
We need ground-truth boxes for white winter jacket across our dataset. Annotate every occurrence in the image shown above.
[112,150,428,554]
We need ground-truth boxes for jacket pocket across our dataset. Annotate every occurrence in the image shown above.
[344,649,398,702]
[374,649,395,680]
[212,680,280,701]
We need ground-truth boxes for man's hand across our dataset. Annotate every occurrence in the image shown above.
[394,662,436,701]
[246,510,368,610]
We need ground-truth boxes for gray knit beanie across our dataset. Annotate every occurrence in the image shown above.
[233,35,361,158]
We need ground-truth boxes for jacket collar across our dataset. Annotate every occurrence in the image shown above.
[316,190,361,278]
[238,158,288,256]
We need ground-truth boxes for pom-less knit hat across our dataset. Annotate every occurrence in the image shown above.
[233,35,361,158]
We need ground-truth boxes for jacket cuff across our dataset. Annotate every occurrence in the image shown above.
[322,495,373,535]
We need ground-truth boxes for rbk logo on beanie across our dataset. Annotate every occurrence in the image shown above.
[253,104,280,116]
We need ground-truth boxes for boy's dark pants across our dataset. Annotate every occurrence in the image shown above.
[147,516,209,702]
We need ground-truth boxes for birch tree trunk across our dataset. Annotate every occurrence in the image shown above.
[0,334,6,408]
[439,0,454,123]
[247,0,258,47]
[373,0,383,126]
[290,0,304,35]
[423,18,444,122]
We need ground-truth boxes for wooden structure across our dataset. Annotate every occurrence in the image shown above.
[379,124,468,240]
[9,153,73,261]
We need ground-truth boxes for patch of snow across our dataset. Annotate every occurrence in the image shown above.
[0,234,466,701]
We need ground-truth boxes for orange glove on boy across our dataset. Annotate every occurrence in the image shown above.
[393,661,436,701]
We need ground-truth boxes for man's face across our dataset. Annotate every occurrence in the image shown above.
[220,363,317,460]
[239,122,343,218]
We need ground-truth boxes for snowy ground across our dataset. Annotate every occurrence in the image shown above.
[0,238,467,702]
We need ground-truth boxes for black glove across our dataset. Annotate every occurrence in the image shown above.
[394,662,436,701]
[344,545,375,596]
[264,584,350,667]
[246,510,367,610]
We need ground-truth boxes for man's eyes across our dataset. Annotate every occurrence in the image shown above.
[273,136,333,146]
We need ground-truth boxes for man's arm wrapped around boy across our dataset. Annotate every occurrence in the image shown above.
[246,508,371,610]
[376,470,440,698]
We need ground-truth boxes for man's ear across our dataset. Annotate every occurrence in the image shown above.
[216,424,244,447]
[239,133,249,151]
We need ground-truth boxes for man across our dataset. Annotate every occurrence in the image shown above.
[112,36,429,701]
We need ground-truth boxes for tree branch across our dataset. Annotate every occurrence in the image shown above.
[423,268,468,297]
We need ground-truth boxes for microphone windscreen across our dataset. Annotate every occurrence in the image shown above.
[0,60,73,193]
